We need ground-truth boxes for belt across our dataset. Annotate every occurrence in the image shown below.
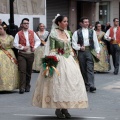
[110,40,120,46]
[19,51,34,54]
[110,40,117,44]
[85,46,90,50]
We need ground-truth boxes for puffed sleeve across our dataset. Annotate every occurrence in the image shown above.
[1,35,14,49]
[50,37,55,50]
[49,37,59,59]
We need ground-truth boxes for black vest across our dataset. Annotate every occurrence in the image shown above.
[77,28,94,49]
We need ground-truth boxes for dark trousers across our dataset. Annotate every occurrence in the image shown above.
[110,44,120,74]
[78,50,94,89]
[18,52,34,90]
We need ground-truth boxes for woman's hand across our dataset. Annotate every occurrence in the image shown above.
[96,53,100,59]
[71,52,74,56]
[41,40,46,45]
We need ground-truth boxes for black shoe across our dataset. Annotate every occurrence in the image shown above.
[25,85,31,92]
[32,70,36,73]
[86,87,90,92]
[90,87,96,92]
[32,70,39,73]
[35,70,40,73]
[25,88,30,92]
[19,89,25,94]
[61,109,71,118]
[113,72,118,75]
[55,109,65,119]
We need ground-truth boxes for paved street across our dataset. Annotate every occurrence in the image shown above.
[0,63,120,120]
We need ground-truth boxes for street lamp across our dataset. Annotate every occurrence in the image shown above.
[9,0,18,58]
[9,0,18,37]
[9,0,14,29]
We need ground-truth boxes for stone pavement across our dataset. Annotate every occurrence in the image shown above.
[0,68,120,120]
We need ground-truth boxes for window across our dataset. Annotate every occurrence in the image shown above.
[99,2,110,25]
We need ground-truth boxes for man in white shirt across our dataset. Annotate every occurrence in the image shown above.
[104,18,120,75]
[72,17,100,92]
[13,18,41,94]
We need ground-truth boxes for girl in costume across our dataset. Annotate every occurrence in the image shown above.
[0,22,19,91]
[32,15,88,118]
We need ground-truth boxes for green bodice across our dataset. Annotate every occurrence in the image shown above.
[67,30,72,40]
[50,36,72,58]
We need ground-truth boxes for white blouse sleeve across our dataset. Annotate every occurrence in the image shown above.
[104,29,111,41]
[93,30,100,53]
[72,31,81,50]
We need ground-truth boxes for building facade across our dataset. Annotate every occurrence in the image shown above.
[46,0,120,32]
[46,0,101,32]
[0,0,119,32]
[0,0,46,31]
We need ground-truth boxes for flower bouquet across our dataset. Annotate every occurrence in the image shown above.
[41,56,59,78]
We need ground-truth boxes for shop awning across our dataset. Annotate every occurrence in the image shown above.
[77,0,101,2]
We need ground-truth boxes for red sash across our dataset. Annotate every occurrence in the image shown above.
[0,46,18,65]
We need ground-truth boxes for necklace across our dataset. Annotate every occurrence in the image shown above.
[59,29,65,34]
[57,29,68,41]
[58,28,64,31]
[57,27,64,31]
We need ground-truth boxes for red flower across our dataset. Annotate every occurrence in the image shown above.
[42,55,58,69]
[58,48,64,55]
[46,56,58,62]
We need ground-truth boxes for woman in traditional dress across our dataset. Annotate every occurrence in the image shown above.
[32,23,49,72]
[0,22,19,91]
[32,15,88,118]
[94,23,109,72]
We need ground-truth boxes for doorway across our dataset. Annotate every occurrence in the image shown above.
[46,0,69,31]
[77,1,96,29]
[33,18,40,32]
